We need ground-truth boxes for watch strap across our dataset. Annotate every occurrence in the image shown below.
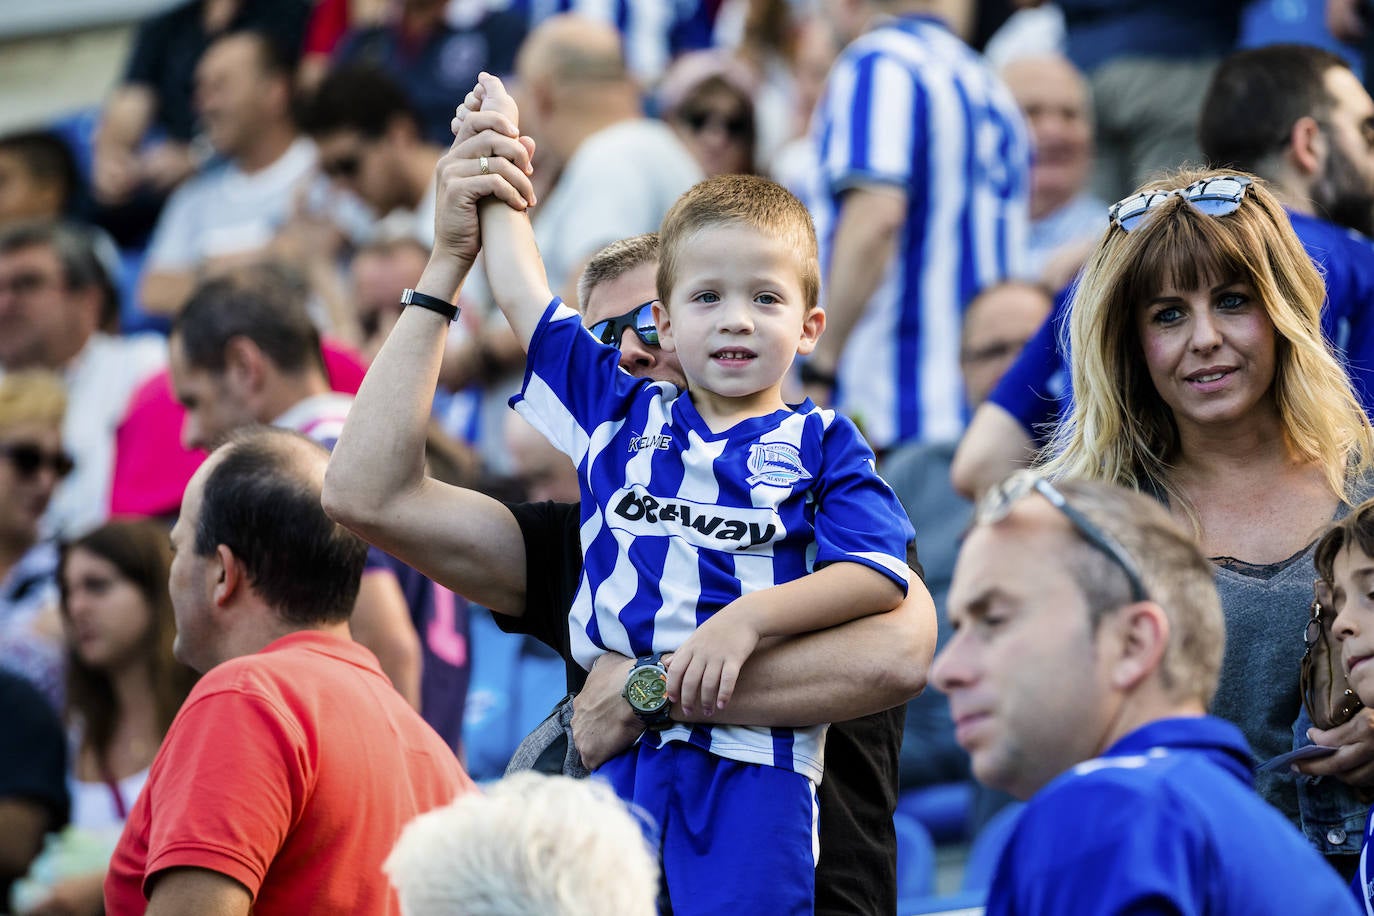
[401,288,460,322]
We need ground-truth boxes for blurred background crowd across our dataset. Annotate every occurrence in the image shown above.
[3,0,1374,912]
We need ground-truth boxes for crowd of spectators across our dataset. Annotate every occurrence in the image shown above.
[7,0,1374,913]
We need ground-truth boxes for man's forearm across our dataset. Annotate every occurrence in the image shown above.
[950,401,1036,500]
[811,186,906,370]
[323,254,531,615]
[139,269,197,316]
[693,573,935,725]
[325,256,463,526]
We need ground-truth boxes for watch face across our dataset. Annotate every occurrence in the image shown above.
[626,666,668,713]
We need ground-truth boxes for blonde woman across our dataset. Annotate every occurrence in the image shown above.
[0,371,70,710]
[1040,167,1374,871]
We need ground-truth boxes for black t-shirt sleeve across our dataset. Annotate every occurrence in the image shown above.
[497,500,586,692]
[0,670,69,828]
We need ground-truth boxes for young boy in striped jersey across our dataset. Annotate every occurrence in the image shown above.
[458,73,914,914]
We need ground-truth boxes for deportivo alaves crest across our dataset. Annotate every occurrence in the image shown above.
[747,442,811,487]
[609,486,783,551]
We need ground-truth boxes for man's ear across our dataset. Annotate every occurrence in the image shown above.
[795,307,827,356]
[652,300,677,353]
[1287,115,1327,178]
[1104,601,1170,693]
[223,335,266,392]
[212,543,243,608]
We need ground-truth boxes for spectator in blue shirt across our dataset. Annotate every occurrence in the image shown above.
[932,474,1359,915]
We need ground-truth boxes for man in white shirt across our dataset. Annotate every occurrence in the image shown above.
[140,30,318,316]
[0,221,164,538]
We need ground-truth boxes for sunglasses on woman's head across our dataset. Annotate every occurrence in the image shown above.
[0,441,75,479]
[1108,175,1254,233]
[588,300,660,349]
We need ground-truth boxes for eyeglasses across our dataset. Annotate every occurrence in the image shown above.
[0,271,61,298]
[1108,175,1253,233]
[588,300,659,349]
[977,471,1150,603]
[679,110,750,141]
[320,154,361,180]
[0,441,75,479]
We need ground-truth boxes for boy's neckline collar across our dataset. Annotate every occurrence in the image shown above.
[673,391,814,441]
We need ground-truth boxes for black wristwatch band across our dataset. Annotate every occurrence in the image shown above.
[401,288,460,322]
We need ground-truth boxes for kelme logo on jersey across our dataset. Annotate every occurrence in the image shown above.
[608,486,781,551]
[746,442,811,488]
[628,433,672,453]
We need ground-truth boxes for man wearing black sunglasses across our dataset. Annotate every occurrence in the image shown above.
[932,475,1358,915]
[327,131,936,916]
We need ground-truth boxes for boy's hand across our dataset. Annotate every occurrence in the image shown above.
[666,604,763,716]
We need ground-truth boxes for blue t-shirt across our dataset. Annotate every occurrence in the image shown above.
[808,13,1030,449]
[989,210,1374,439]
[989,717,1359,915]
[512,299,913,781]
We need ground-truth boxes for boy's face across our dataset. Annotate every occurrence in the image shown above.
[653,223,823,423]
[1328,544,1374,707]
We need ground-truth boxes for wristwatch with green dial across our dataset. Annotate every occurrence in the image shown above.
[622,653,672,729]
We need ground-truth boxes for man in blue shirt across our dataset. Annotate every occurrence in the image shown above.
[952,43,1374,498]
[932,474,1359,914]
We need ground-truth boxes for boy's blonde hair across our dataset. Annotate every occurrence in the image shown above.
[657,175,820,312]
[1038,167,1374,524]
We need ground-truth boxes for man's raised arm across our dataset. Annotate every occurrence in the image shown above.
[323,117,540,616]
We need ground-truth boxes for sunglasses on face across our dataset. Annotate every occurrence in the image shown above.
[1108,175,1253,233]
[588,300,660,349]
[679,110,750,141]
[0,441,75,480]
[321,154,362,180]
[977,471,1150,603]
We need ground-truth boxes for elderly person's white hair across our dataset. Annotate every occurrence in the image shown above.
[384,772,658,916]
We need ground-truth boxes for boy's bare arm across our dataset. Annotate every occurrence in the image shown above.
[458,74,556,351]
[572,571,935,769]
[323,115,540,616]
[667,562,907,716]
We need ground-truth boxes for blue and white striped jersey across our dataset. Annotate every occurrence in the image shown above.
[808,14,1031,449]
[513,301,913,781]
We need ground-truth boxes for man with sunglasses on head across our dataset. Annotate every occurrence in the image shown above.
[326,133,937,916]
[933,473,1359,915]
[954,42,1374,500]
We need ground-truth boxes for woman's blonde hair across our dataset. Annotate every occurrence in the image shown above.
[1038,167,1374,523]
[0,370,65,431]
